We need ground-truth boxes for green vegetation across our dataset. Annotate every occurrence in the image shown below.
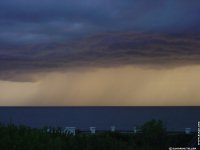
[0,120,195,150]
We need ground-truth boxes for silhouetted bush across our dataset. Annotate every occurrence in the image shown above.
[0,121,195,150]
[140,119,167,149]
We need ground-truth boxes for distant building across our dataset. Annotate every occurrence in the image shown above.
[133,126,137,134]
[64,127,76,136]
[185,128,191,134]
[46,128,51,133]
[90,127,96,134]
[110,126,116,132]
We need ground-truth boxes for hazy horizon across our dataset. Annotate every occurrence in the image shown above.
[0,107,199,131]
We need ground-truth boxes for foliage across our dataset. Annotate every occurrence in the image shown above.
[140,119,167,149]
[0,121,195,150]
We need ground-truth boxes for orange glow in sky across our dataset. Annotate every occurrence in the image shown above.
[1,65,200,106]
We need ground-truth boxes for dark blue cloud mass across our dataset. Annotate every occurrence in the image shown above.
[1,0,200,81]
[1,32,200,81]
[0,0,200,44]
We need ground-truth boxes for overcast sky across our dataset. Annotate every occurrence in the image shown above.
[1,0,200,106]
[0,0,200,44]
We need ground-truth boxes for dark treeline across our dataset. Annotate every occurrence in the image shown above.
[0,120,196,150]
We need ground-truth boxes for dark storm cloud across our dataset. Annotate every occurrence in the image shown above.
[0,0,200,44]
[1,0,200,81]
[0,0,115,43]
[1,32,200,81]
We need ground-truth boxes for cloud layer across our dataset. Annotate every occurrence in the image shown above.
[1,1,200,105]
[1,32,200,81]
[1,65,200,106]
[0,0,200,44]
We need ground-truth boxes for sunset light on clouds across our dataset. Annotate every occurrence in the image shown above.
[1,65,200,105]
[1,0,200,105]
